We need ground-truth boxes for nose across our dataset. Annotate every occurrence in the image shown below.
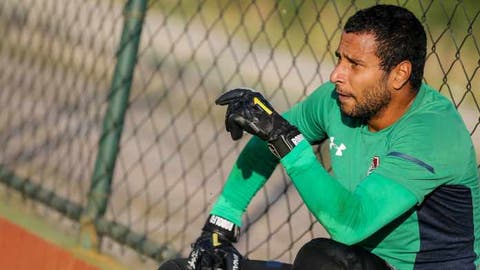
[330,63,344,84]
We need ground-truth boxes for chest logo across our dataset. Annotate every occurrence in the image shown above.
[367,156,380,175]
[329,137,346,156]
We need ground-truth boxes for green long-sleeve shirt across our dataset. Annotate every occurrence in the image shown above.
[211,82,480,269]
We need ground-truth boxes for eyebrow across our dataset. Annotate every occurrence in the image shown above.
[335,50,364,65]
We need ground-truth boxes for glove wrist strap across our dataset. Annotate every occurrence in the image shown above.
[202,215,240,243]
[268,130,304,159]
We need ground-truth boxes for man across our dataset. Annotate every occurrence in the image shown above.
[159,4,480,270]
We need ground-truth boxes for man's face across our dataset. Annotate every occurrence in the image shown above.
[330,32,391,120]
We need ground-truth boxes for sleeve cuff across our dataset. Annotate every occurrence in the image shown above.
[280,139,317,173]
[210,195,244,227]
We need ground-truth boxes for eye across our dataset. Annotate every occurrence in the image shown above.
[348,58,362,69]
[334,52,341,64]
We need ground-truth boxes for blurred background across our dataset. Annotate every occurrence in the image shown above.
[0,0,478,269]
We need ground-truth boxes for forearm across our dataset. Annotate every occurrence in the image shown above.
[211,136,279,226]
[280,140,417,245]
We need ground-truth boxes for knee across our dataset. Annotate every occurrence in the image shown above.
[292,238,353,270]
[303,238,340,250]
[293,238,390,270]
[298,238,348,258]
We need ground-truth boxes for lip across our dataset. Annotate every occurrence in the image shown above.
[335,89,353,104]
[335,90,353,101]
[337,94,351,103]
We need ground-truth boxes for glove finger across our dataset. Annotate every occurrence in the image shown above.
[230,114,250,132]
[227,120,244,140]
[185,248,203,270]
[225,102,242,131]
[215,88,254,105]
[230,114,268,140]
[200,253,216,270]
[224,251,241,270]
[247,121,270,140]
[228,105,269,140]
[189,248,220,270]
[225,104,244,140]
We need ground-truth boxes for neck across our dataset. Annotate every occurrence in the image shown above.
[367,89,418,132]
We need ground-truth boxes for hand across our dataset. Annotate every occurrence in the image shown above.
[215,88,304,158]
[186,215,242,270]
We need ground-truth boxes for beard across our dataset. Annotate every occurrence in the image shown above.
[337,78,391,121]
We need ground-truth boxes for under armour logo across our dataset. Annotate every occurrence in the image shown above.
[329,137,346,156]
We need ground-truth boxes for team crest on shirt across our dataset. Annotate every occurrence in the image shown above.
[367,156,380,175]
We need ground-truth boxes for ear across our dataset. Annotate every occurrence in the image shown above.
[389,60,412,90]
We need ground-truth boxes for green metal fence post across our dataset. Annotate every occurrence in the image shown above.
[80,0,148,250]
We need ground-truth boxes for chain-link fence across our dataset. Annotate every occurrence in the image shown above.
[0,0,479,268]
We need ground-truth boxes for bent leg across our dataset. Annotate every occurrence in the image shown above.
[157,258,292,270]
[292,238,391,270]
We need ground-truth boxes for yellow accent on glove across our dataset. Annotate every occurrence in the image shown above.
[253,97,273,115]
[212,233,221,247]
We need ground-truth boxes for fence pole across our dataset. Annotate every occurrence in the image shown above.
[80,0,147,250]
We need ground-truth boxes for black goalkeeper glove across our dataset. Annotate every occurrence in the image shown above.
[215,87,304,158]
[186,215,242,270]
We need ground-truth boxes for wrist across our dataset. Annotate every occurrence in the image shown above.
[202,214,240,243]
[268,129,304,159]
